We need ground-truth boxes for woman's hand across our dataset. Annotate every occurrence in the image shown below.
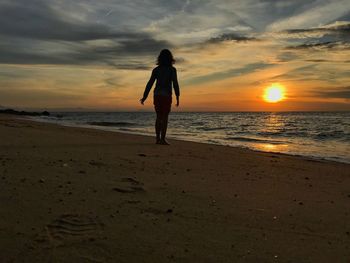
[140,97,146,105]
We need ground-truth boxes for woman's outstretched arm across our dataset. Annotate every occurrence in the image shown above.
[172,67,180,106]
[140,68,156,104]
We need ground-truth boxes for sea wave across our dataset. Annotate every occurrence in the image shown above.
[32,111,350,163]
[199,127,227,131]
[258,131,308,137]
[87,121,137,127]
[227,136,287,145]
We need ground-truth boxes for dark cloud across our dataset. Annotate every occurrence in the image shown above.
[278,21,350,51]
[183,62,274,86]
[313,87,350,99]
[305,59,350,63]
[305,59,332,63]
[0,39,164,68]
[0,0,172,68]
[276,52,300,62]
[266,64,319,82]
[0,0,149,41]
[279,22,350,44]
[283,23,350,36]
[286,41,350,50]
[207,33,257,43]
[0,86,84,105]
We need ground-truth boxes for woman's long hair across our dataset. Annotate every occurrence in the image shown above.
[157,49,175,66]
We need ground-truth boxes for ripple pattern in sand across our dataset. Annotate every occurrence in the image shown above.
[46,214,103,242]
[26,214,110,262]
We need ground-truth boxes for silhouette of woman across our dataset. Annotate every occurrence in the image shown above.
[140,49,180,145]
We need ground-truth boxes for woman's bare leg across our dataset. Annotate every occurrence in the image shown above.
[155,112,162,143]
[160,113,169,145]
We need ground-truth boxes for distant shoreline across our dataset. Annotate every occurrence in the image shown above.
[0,108,50,117]
[2,108,350,114]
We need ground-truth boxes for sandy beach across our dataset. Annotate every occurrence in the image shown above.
[0,114,350,262]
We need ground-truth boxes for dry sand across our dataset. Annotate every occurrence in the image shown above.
[0,114,349,262]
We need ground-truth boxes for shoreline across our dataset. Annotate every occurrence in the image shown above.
[28,114,350,165]
[1,114,350,262]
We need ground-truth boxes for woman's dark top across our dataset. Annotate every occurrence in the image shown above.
[143,66,180,99]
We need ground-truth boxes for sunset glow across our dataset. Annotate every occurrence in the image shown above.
[263,84,285,103]
[0,1,349,111]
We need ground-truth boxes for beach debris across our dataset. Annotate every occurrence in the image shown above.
[113,186,144,193]
[166,209,173,213]
[78,170,86,174]
[186,168,191,172]
[304,177,309,180]
[299,202,304,205]
[89,160,105,167]
[121,177,143,185]
[126,200,141,204]
[113,177,145,193]
[39,178,45,183]
[138,153,146,157]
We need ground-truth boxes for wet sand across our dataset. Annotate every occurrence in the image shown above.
[0,114,349,262]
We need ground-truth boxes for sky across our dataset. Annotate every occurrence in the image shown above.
[0,0,350,111]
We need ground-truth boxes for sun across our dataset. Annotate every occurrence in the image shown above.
[263,84,285,103]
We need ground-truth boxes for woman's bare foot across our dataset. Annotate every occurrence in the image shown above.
[159,139,170,145]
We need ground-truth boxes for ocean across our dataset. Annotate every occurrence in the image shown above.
[33,112,350,164]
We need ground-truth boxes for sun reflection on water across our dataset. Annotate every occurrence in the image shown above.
[258,143,289,152]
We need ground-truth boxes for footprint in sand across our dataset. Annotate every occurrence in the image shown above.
[28,214,109,261]
[34,214,104,246]
[113,177,145,193]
